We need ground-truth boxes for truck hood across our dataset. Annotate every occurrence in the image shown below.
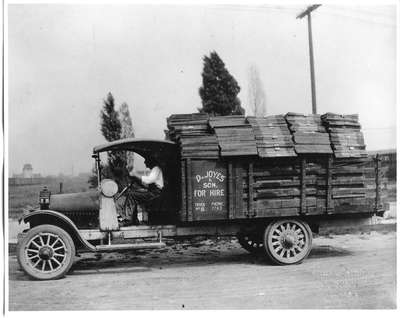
[49,191,100,213]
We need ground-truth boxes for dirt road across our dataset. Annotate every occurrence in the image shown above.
[8,231,396,310]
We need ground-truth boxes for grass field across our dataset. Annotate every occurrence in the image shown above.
[8,175,91,219]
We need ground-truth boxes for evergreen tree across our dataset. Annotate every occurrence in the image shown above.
[119,102,135,171]
[119,102,134,139]
[90,93,135,188]
[101,93,122,141]
[96,93,127,186]
[199,51,244,116]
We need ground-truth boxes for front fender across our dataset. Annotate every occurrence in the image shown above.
[20,210,96,251]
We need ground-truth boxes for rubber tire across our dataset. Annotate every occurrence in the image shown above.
[17,224,76,280]
[263,219,313,265]
[237,232,264,255]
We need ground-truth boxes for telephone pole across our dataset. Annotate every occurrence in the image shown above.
[297,4,321,114]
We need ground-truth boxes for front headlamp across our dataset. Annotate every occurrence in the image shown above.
[100,179,118,197]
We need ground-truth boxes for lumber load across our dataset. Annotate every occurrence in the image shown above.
[179,135,219,159]
[208,115,248,128]
[209,116,258,157]
[166,113,219,159]
[321,113,367,158]
[285,113,333,154]
[166,113,210,139]
[166,112,369,160]
[247,116,296,158]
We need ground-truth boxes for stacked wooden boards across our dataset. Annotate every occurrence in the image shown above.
[321,113,367,158]
[209,116,258,157]
[285,113,333,154]
[247,116,296,157]
[166,113,367,159]
[166,113,219,159]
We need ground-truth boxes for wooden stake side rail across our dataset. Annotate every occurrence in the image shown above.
[248,162,254,217]
[235,163,244,218]
[375,154,382,211]
[180,159,187,221]
[300,158,307,214]
[186,158,193,222]
[228,162,234,219]
[179,155,385,222]
[326,156,333,213]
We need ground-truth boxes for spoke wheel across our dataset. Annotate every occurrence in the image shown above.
[17,225,75,280]
[263,219,312,265]
[237,232,264,254]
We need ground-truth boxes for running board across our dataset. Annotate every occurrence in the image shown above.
[95,242,166,252]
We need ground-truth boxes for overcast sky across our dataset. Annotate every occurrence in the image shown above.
[7,3,396,176]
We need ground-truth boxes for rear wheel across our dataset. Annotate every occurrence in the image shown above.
[263,219,312,265]
[17,224,75,280]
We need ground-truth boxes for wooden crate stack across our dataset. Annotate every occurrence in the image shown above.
[247,115,296,158]
[209,115,258,157]
[285,113,333,154]
[166,113,219,159]
[321,113,367,158]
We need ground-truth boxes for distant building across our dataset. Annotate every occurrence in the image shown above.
[22,163,33,178]
[11,164,42,185]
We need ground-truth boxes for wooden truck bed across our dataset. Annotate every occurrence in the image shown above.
[179,155,386,222]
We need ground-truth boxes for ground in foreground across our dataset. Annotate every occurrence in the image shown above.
[9,231,396,310]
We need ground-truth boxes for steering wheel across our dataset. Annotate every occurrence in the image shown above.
[115,176,141,201]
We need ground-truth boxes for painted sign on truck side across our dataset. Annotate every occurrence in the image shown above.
[191,160,228,220]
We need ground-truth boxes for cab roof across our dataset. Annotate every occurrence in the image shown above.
[93,138,178,163]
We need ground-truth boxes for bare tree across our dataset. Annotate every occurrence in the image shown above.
[247,65,267,117]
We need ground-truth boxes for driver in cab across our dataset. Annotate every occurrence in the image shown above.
[123,158,164,224]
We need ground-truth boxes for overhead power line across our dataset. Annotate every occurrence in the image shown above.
[327,6,395,18]
[319,6,396,27]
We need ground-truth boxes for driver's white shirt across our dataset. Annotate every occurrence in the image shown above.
[141,166,164,189]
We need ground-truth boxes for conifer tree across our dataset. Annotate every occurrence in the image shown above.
[119,102,135,171]
[89,93,135,188]
[199,51,244,116]
[94,93,126,186]
[119,102,134,139]
[101,93,122,141]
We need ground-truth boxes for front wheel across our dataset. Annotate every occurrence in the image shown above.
[263,219,312,265]
[17,224,76,280]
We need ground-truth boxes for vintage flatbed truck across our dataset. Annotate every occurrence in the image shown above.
[16,113,388,280]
